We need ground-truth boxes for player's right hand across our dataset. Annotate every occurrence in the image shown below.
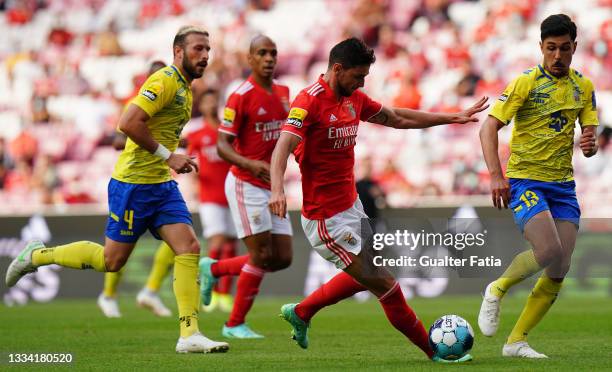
[269,190,287,218]
[247,160,271,183]
[490,175,509,209]
[167,153,199,174]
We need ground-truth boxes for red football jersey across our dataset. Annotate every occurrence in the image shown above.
[282,76,382,220]
[187,120,231,205]
[218,76,290,190]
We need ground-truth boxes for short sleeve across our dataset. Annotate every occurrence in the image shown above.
[489,74,530,125]
[579,80,599,127]
[130,71,176,118]
[359,92,383,121]
[218,93,243,136]
[281,92,318,140]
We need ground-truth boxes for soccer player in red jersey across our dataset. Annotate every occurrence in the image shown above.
[270,37,487,362]
[187,89,237,313]
[199,35,293,339]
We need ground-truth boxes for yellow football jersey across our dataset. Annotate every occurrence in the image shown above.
[490,65,599,182]
[112,65,192,184]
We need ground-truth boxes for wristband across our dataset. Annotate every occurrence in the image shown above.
[154,144,172,160]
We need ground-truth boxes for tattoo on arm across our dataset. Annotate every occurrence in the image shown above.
[370,110,389,124]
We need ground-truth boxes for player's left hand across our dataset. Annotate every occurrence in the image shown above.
[269,189,287,218]
[167,153,199,174]
[579,129,598,157]
[452,96,489,124]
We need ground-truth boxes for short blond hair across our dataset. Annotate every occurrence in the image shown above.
[173,25,209,49]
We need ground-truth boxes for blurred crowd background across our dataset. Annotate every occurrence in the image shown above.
[0,0,610,216]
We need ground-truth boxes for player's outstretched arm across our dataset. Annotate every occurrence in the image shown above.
[269,132,301,218]
[368,96,488,129]
[118,104,198,174]
[479,115,509,209]
[217,131,271,183]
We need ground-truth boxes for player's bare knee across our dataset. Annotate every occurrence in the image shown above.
[187,238,201,254]
[535,243,563,267]
[557,257,572,278]
[269,255,292,272]
[250,249,271,268]
[105,257,125,272]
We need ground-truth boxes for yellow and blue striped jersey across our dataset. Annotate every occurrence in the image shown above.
[112,65,192,184]
[490,65,599,182]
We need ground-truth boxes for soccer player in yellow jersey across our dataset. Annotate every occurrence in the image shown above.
[97,60,175,319]
[478,14,598,358]
[5,26,230,353]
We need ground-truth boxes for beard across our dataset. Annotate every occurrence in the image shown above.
[338,82,353,97]
[182,56,204,80]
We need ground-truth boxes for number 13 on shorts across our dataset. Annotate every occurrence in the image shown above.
[518,190,539,210]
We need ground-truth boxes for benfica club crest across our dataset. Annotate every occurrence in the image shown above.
[345,101,356,118]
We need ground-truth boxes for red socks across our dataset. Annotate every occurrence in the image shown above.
[378,282,434,358]
[226,262,265,327]
[295,273,433,358]
[216,241,237,294]
[295,271,366,322]
[211,254,249,277]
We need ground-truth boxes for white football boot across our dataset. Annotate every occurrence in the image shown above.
[175,332,229,353]
[5,240,45,287]
[97,294,122,318]
[137,288,172,317]
[503,341,548,358]
[478,282,502,336]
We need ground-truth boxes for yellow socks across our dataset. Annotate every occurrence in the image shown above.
[145,242,175,292]
[32,241,106,272]
[174,254,200,338]
[103,268,125,297]
[490,249,542,298]
[507,275,562,344]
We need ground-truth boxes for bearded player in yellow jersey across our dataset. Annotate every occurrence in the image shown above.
[97,60,175,319]
[5,26,229,354]
[478,14,598,358]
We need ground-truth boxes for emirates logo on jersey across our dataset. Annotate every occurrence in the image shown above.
[255,120,283,141]
[328,125,358,149]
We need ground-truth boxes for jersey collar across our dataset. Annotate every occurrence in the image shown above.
[171,65,188,85]
[538,64,570,82]
[248,74,278,94]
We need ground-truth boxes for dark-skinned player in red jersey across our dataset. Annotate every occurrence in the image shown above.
[270,37,488,363]
[199,35,293,339]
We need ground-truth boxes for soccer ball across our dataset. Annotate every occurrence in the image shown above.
[428,314,474,360]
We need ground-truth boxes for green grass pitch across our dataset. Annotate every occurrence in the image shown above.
[1,294,611,371]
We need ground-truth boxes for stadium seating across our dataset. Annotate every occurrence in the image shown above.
[0,0,610,215]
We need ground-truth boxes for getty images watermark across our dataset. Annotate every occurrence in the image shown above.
[359,215,521,279]
[361,215,612,281]
[371,229,500,268]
